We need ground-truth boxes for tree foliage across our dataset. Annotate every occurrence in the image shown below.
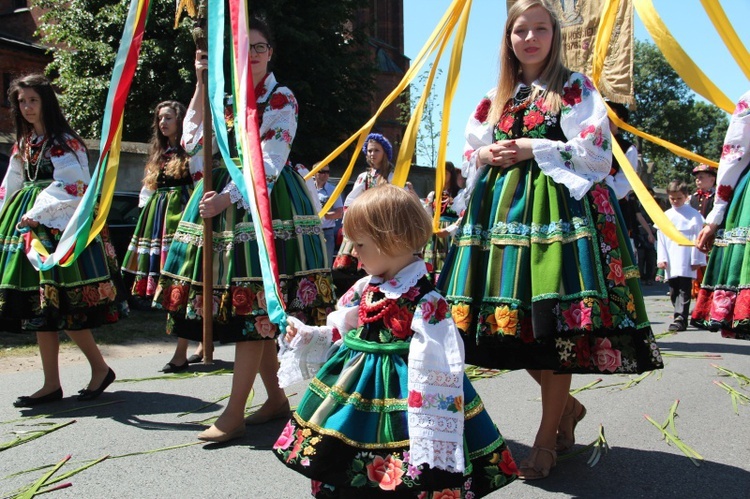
[397,67,445,168]
[37,0,376,163]
[37,0,196,142]
[631,40,728,187]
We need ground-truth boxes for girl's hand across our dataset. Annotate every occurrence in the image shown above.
[695,223,718,253]
[199,191,231,218]
[285,322,298,341]
[195,49,208,82]
[17,215,39,230]
[478,139,533,168]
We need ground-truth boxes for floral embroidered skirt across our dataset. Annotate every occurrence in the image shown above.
[691,168,750,340]
[438,162,663,373]
[0,181,120,331]
[121,185,191,302]
[423,215,459,284]
[156,166,335,343]
[274,330,517,498]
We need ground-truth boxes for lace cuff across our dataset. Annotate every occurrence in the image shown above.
[221,181,251,210]
[277,316,336,388]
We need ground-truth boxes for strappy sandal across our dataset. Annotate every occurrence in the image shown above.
[556,398,587,453]
[518,446,557,480]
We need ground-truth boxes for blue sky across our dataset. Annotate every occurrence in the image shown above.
[403,0,750,167]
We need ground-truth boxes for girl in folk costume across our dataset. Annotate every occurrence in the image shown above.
[156,18,335,442]
[423,161,462,283]
[692,90,750,340]
[0,74,119,407]
[120,100,206,373]
[333,133,394,274]
[275,185,517,498]
[437,0,663,479]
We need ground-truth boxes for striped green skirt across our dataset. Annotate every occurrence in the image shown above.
[0,181,120,331]
[691,166,750,340]
[121,185,191,301]
[157,166,335,342]
[438,161,663,373]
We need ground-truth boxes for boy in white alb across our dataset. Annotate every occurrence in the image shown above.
[657,181,707,331]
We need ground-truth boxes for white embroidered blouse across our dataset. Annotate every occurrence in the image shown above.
[454,73,612,213]
[0,134,90,231]
[705,90,750,227]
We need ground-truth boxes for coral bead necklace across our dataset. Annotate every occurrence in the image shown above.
[358,285,396,324]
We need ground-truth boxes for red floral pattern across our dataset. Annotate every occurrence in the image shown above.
[474,97,491,123]
[717,184,734,202]
[562,80,582,106]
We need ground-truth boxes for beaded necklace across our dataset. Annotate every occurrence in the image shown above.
[23,133,49,182]
[504,86,533,115]
[358,284,397,324]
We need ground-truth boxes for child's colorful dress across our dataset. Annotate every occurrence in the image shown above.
[691,90,750,340]
[275,260,517,498]
[438,74,663,373]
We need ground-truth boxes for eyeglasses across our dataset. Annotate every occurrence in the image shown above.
[249,43,271,54]
[318,170,330,174]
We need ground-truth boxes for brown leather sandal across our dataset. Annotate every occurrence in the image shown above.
[556,398,587,453]
[518,446,557,480]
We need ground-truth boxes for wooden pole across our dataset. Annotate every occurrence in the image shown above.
[193,0,213,364]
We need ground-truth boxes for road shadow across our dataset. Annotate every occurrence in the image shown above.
[513,443,750,498]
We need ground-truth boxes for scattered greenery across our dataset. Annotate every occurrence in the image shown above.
[644,400,703,466]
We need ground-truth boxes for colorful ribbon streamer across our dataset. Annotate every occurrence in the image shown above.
[208,0,285,326]
[24,0,150,270]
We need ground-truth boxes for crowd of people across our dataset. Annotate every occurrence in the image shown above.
[2,0,748,497]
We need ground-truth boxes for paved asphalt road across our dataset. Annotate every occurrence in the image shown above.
[1,282,749,498]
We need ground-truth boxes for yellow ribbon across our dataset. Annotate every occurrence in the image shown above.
[700,0,750,83]
[634,0,734,113]
[592,2,690,246]
[309,0,468,217]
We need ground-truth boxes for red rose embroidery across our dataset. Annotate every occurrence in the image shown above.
[717,184,733,202]
[575,336,591,367]
[232,286,256,316]
[601,222,618,247]
[263,129,275,141]
[269,92,289,110]
[386,305,413,339]
[192,171,203,182]
[474,97,491,123]
[523,110,544,129]
[407,390,423,408]
[50,145,65,157]
[499,114,515,133]
[499,448,519,476]
[562,81,582,107]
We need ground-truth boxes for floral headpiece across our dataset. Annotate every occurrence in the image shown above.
[362,133,393,162]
